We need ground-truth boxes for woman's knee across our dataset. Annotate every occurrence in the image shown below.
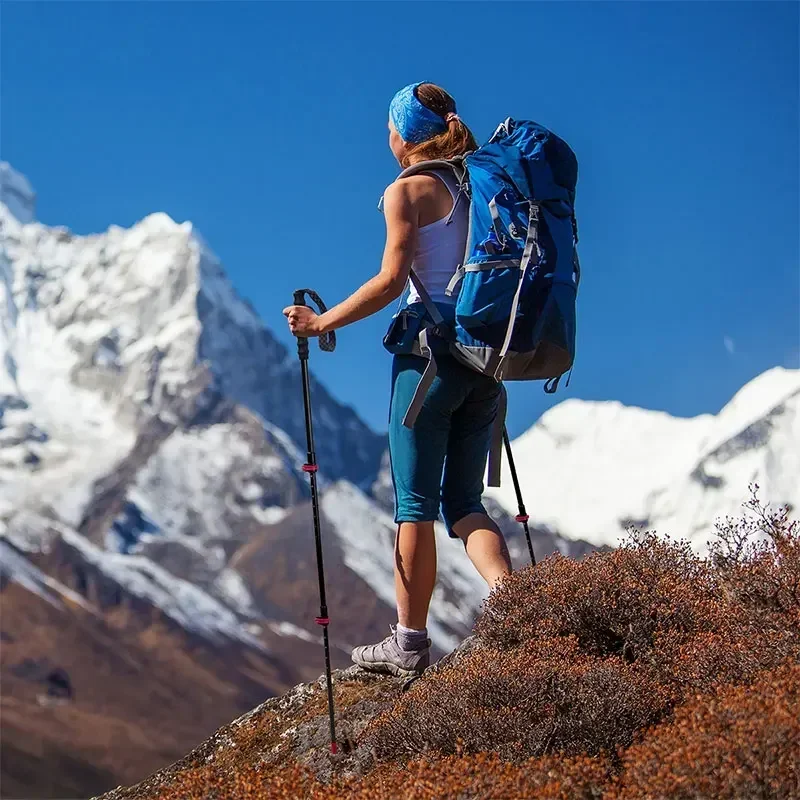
[441,500,488,534]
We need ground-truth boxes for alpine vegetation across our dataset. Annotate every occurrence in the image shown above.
[97,490,800,800]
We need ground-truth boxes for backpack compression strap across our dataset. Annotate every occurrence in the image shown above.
[494,202,541,378]
[408,268,444,326]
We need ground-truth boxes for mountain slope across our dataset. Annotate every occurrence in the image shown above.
[92,499,800,800]
[0,533,319,799]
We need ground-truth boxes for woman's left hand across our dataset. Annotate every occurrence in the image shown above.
[283,305,324,337]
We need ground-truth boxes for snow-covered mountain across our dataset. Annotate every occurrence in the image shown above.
[490,367,799,550]
[0,187,383,492]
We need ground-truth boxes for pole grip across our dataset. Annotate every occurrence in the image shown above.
[292,290,309,360]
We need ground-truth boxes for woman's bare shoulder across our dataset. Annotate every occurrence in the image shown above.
[393,172,440,188]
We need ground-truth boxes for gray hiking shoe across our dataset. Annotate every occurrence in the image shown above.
[351,625,430,678]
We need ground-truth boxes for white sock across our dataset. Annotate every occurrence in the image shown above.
[395,623,428,651]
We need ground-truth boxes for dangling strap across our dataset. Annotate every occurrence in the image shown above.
[486,384,508,488]
[401,270,446,429]
[544,376,560,394]
[402,327,438,429]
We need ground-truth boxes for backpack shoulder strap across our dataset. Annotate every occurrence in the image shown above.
[397,158,470,324]
[408,269,444,326]
[397,157,468,185]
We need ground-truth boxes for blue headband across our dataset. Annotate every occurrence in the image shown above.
[389,82,449,144]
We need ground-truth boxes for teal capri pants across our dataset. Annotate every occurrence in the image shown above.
[388,352,501,536]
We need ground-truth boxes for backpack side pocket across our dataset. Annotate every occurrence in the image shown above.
[382,308,425,355]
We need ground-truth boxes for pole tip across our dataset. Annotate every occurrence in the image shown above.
[330,741,338,754]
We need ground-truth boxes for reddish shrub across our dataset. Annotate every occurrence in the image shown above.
[153,753,610,800]
[154,763,325,800]
[362,637,666,762]
[476,530,713,658]
[325,752,611,800]
[362,497,799,771]
[477,524,796,696]
[610,662,800,800]
[711,485,800,626]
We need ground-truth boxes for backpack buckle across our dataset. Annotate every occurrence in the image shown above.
[430,322,452,340]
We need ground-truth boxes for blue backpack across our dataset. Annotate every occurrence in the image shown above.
[385,118,580,485]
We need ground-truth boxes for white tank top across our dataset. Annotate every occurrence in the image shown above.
[406,170,468,307]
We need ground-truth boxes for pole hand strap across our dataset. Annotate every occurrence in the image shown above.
[293,289,337,353]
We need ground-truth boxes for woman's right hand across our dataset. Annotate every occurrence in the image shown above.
[283,304,325,337]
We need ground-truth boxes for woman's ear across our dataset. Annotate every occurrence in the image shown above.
[389,119,407,165]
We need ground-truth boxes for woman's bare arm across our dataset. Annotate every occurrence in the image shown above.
[283,179,419,336]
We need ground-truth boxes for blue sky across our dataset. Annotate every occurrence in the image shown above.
[2,1,798,436]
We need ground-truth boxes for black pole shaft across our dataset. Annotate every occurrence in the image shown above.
[299,358,331,614]
[503,427,536,566]
[293,291,337,755]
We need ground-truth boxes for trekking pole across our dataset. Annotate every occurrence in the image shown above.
[502,427,536,566]
[292,288,338,755]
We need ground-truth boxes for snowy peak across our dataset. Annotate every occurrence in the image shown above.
[0,164,384,504]
[490,367,800,550]
[698,366,800,457]
[0,162,36,224]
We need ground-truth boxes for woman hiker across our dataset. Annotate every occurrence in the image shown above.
[283,82,512,678]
